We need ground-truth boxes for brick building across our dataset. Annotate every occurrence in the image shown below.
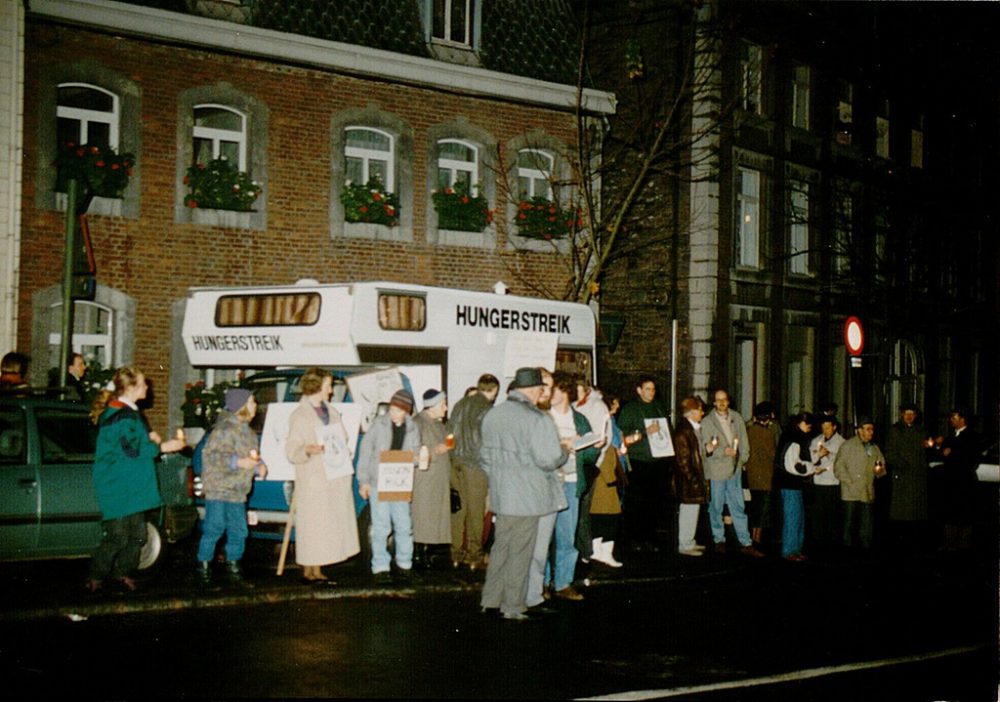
[12,0,614,430]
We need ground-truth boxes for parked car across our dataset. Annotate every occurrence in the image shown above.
[0,394,196,569]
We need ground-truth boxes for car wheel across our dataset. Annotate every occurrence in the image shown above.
[138,522,163,570]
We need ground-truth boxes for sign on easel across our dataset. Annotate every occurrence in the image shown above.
[377,450,414,501]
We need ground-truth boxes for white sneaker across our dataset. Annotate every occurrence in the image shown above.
[593,540,623,568]
[679,548,704,557]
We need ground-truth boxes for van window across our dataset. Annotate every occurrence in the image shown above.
[36,408,97,464]
[216,293,321,327]
[378,293,426,331]
[556,349,593,380]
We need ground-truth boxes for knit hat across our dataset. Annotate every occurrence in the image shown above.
[389,389,414,414]
[224,388,253,413]
[422,388,446,408]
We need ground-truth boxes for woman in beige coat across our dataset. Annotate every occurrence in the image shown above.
[286,368,360,582]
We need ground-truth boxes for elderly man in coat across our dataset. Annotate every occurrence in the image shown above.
[672,396,709,557]
[479,367,569,621]
[834,417,887,551]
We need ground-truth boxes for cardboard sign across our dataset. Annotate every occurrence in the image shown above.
[377,450,414,501]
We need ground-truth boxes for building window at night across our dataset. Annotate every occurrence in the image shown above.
[911,114,924,169]
[437,139,478,193]
[431,0,474,48]
[784,325,815,415]
[740,41,763,115]
[517,149,554,200]
[788,179,810,275]
[876,99,890,159]
[736,167,761,268]
[835,79,853,145]
[193,105,247,169]
[791,63,810,130]
[57,83,119,154]
[833,191,853,276]
[345,127,395,192]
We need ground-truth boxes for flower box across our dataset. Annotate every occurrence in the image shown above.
[184,156,261,212]
[432,183,492,233]
[341,178,399,226]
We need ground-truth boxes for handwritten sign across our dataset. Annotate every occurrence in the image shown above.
[503,332,558,378]
[644,417,675,457]
[346,368,405,432]
[377,449,414,502]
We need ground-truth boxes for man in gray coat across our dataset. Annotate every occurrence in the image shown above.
[702,389,762,557]
[479,367,568,621]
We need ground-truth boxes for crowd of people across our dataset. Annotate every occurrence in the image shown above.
[6,350,985,602]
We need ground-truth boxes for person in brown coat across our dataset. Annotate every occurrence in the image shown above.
[672,396,709,556]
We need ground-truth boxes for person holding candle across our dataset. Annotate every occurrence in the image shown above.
[808,415,845,554]
[834,417,887,556]
[702,389,762,557]
[195,388,267,588]
[412,389,453,570]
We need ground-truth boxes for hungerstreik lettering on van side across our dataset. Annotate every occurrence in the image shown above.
[455,305,570,334]
[191,335,284,352]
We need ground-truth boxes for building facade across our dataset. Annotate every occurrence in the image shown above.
[593,0,998,437]
[15,0,614,430]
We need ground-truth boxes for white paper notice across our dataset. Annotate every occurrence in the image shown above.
[644,417,675,457]
[503,332,558,378]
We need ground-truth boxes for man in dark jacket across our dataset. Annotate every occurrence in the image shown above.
[884,404,930,554]
[672,396,709,557]
[937,408,980,551]
[446,373,499,569]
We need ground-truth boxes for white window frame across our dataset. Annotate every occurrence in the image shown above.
[193,104,247,170]
[789,180,810,275]
[345,126,395,191]
[740,41,763,115]
[437,138,479,194]
[46,300,114,370]
[791,64,811,130]
[431,0,473,48]
[517,148,554,200]
[57,82,120,149]
[736,167,761,268]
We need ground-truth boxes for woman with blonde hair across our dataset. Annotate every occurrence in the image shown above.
[87,367,185,593]
[286,368,360,583]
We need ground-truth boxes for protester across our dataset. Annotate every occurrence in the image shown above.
[412,388,452,569]
[672,396,709,557]
[446,373,499,570]
[573,375,610,564]
[744,401,778,547]
[884,404,930,555]
[935,408,980,551]
[0,351,29,392]
[195,388,267,588]
[357,388,422,583]
[834,417,887,554]
[809,415,844,553]
[775,412,814,562]
[65,353,88,401]
[286,368,360,584]
[480,367,568,621]
[587,392,626,568]
[86,367,185,593]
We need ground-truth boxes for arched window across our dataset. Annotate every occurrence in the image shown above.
[57,83,119,150]
[45,300,114,371]
[517,149,553,200]
[345,127,394,190]
[437,139,478,194]
[193,104,247,169]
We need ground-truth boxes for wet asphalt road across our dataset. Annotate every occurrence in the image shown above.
[1,536,996,701]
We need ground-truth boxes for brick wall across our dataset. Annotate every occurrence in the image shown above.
[21,22,580,431]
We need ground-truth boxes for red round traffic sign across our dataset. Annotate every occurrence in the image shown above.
[844,316,864,356]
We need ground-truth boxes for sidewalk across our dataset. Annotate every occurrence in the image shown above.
[1,536,734,622]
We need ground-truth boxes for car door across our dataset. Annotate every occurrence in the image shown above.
[0,405,39,558]
[35,405,103,555]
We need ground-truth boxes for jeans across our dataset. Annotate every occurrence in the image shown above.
[781,489,805,557]
[88,512,147,581]
[709,472,752,546]
[545,481,579,591]
[526,511,557,607]
[369,491,414,573]
[197,500,249,563]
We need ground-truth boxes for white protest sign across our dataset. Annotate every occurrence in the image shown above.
[377,450,415,501]
[644,416,675,457]
[503,332,558,378]
[346,368,405,432]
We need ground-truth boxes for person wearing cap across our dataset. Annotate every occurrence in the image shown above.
[286,368,361,584]
[196,388,267,588]
[672,396,709,557]
[412,388,452,569]
[357,387,422,583]
[480,367,569,621]
[833,417,887,554]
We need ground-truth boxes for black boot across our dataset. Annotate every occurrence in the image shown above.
[195,561,214,588]
[413,543,429,571]
[225,561,254,589]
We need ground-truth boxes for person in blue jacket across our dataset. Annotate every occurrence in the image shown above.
[86,367,185,593]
